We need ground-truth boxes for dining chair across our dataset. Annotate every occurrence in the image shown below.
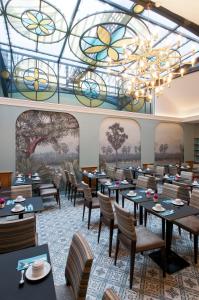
[136,175,149,189]
[40,173,62,208]
[124,169,134,184]
[162,183,179,199]
[173,181,191,203]
[114,203,165,289]
[102,288,120,300]
[0,215,37,253]
[82,182,100,229]
[173,189,199,263]
[97,191,118,257]
[11,184,32,199]
[115,169,124,181]
[168,165,178,176]
[181,171,193,181]
[64,170,71,197]
[70,173,84,206]
[55,232,93,300]
[154,166,165,184]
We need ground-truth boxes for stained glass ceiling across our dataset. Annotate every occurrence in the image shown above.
[0,0,199,113]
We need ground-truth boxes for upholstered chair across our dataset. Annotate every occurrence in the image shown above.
[102,288,120,300]
[55,232,93,300]
[11,184,32,199]
[40,174,62,208]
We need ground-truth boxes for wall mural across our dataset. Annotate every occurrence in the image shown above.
[16,110,79,180]
[155,123,184,164]
[99,118,141,168]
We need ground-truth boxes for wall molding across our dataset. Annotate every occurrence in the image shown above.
[0,96,190,123]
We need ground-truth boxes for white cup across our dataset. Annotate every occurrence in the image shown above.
[16,195,23,201]
[175,198,182,204]
[129,191,134,195]
[32,260,44,277]
[155,203,162,210]
[15,203,23,211]
[147,188,153,193]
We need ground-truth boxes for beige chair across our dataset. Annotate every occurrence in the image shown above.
[174,189,199,263]
[102,288,120,300]
[114,203,165,289]
[181,171,193,181]
[55,232,93,300]
[136,175,149,189]
[40,174,61,208]
[124,169,134,183]
[173,181,191,203]
[155,166,165,183]
[168,165,178,176]
[0,215,37,253]
[11,184,32,199]
[82,182,100,229]
[115,169,124,181]
[97,192,118,257]
[69,173,84,206]
[162,183,179,199]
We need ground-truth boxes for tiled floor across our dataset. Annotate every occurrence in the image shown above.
[37,194,199,300]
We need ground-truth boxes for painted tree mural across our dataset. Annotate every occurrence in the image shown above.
[16,110,79,178]
[99,118,141,168]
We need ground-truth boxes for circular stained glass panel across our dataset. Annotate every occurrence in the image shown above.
[13,58,57,101]
[6,0,67,43]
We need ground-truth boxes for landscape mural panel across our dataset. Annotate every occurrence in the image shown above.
[155,123,184,164]
[16,110,79,180]
[99,118,141,168]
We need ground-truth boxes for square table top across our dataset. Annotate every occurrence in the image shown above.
[0,244,56,300]
[0,197,44,218]
[140,197,199,221]
[120,188,152,204]
[82,172,107,179]
[13,177,42,186]
[105,182,134,191]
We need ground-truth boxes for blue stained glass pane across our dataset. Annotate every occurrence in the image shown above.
[96,49,108,61]
[36,27,42,35]
[44,24,55,30]
[36,13,43,22]
[22,18,34,25]
[83,37,104,46]
[111,27,126,43]
[113,47,124,54]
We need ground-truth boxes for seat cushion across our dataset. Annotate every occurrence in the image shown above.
[40,183,54,189]
[55,284,73,300]
[40,188,57,196]
[119,226,165,253]
[175,216,199,234]
[91,197,100,208]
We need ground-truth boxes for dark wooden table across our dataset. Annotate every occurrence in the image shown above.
[102,182,134,203]
[0,197,44,219]
[140,198,199,273]
[0,244,56,300]
[83,172,107,193]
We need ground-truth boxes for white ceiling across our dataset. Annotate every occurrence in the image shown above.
[154,0,199,25]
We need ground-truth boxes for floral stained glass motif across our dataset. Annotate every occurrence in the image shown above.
[13,58,57,101]
[73,71,107,108]
[83,25,134,62]
[24,68,48,91]
[21,10,55,36]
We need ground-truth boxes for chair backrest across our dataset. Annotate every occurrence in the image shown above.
[53,174,62,189]
[136,175,149,189]
[106,167,115,180]
[115,169,124,181]
[173,181,191,202]
[147,176,157,191]
[181,171,193,181]
[11,185,32,199]
[162,183,179,199]
[124,169,134,182]
[102,288,120,300]
[83,186,92,202]
[70,173,77,186]
[65,232,93,300]
[0,215,36,253]
[155,166,165,176]
[64,170,70,182]
[97,192,114,221]
[114,203,136,241]
[190,189,199,209]
[168,165,178,176]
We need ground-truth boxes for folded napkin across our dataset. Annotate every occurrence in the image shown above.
[129,195,143,200]
[159,210,174,217]
[17,254,47,271]
[6,200,15,205]
[162,199,173,204]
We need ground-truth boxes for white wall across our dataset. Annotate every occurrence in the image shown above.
[156,72,199,118]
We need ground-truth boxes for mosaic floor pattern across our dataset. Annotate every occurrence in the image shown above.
[37,194,199,300]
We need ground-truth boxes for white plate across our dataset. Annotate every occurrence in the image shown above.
[121,181,128,184]
[145,190,154,194]
[14,198,25,203]
[32,177,40,180]
[11,207,25,213]
[25,261,51,281]
[105,182,111,185]
[172,200,184,206]
[127,192,137,197]
[152,206,166,212]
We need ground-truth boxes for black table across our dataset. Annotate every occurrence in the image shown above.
[0,244,56,300]
[140,198,199,273]
[13,176,42,186]
[83,172,107,193]
[0,197,44,219]
[102,182,134,203]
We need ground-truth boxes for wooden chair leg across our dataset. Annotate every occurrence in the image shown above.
[130,242,136,289]
[109,223,114,257]
[114,232,120,266]
[82,203,86,221]
[194,234,198,264]
[178,226,181,235]
[98,218,102,243]
[144,210,147,227]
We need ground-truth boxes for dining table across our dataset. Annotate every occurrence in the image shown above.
[0,196,44,219]
[0,244,57,300]
[82,171,108,194]
[140,197,199,274]
[101,181,134,203]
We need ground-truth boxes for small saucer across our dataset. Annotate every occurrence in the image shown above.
[14,198,25,203]
[127,192,137,197]
[152,206,165,212]
[172,200,184,206]
[25,261,51,281]
[11,206,25,213]
[121,181,128,184]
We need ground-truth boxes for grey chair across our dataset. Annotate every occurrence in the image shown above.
[40,174,62,208]
[11,184,32,199]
